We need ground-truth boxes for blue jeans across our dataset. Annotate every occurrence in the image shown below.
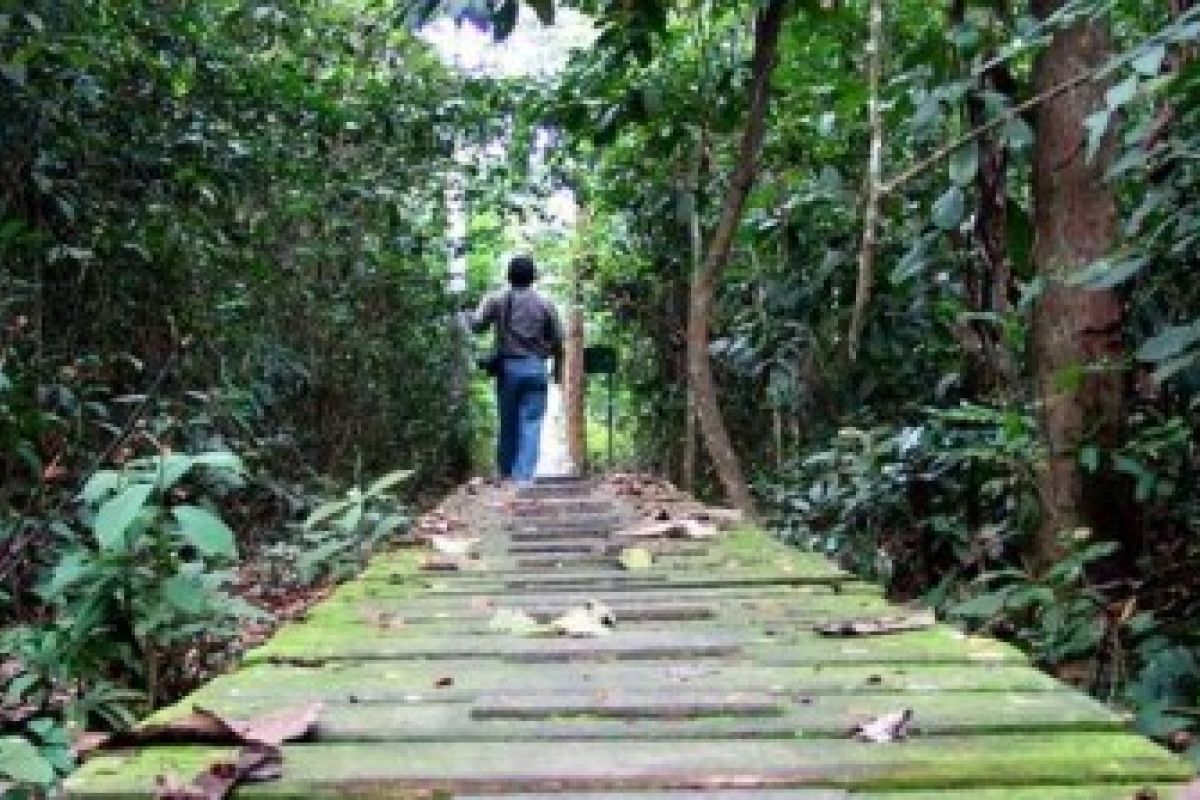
[497,356,548,481]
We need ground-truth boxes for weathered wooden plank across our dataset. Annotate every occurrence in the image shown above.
[139,690,1124,742]
[859,788,1185,799]
[247,630,745,664]
[516,483,596,500]
[245,620,1025,666]
[460,790,1184,800]
[65,734,1192,797]
[337,579,885,601]
[511,499,616,517]
[176,661,1068,711]
[460,794,847,800]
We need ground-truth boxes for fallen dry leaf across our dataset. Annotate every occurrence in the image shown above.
[488,608,545,636]
[155,743,281,800]
[552,600,616,638]
[427,534,479,558]
[851,709,913,743]
[130,703,321,747]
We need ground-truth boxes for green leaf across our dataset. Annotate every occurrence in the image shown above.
[948,141,979,187]
[370,513,409,542]
[304,496,356,529]
[78,471,122,504]
[192,451,244,474]
[527,0,554,25]
[952,585,1016,620]
[333,503,363,534]
[1106,76,1139,111]
[94,483,154,551]
[39,550,90,599]
[0,62,27,87]
[932,186,966,231]
[1001,116,1034,151]
[1137,322,1200,363]
[172,505,238,558]
[0,735,55,785]
[162,573,207,614]
[1083,110,1111,163]
[1152,352,1200,383]
[1131,44,1166,77]
[1066,255,1147,289]
[364,468,413,498]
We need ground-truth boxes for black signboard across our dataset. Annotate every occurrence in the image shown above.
[583,345,617,375]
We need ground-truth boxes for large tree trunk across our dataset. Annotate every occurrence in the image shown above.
[1029,0,1122,573]
[687,0,787,515]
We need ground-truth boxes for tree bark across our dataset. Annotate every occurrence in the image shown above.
[1029,0,1123,573]
[565,284,587,475]
[681,131,706,492]
[847,0,884,362]
[687,0,787,515]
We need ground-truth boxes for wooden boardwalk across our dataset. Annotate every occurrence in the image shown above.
[67,478,1192,798]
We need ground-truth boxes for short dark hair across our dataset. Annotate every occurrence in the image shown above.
[508,255,537,288]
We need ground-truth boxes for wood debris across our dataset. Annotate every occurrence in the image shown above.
[816,609,936,637]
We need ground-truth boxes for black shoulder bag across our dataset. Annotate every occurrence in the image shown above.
[476,292,513,377]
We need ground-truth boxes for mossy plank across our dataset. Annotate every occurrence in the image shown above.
[329,580,884,601]
[171,661,1066,713]
[360,568,852,589]
[65,734,1191,797]
[244,621,1025,666]
[461,791,1182,800]
[140,690,1124,742]
[309,590,894,622]
[858,787,1184,799]
[461,794,847,800]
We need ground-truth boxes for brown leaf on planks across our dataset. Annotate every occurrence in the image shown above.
[127,703,321,746]
[154,743,281,800]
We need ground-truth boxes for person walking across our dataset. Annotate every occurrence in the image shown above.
[468,255,564,484]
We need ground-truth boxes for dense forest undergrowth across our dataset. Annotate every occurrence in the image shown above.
[4,0,1200,792]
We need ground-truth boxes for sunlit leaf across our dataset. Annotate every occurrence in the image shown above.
[1136,322,1200,363]
[173,505,238,558]
[94,483,154,552]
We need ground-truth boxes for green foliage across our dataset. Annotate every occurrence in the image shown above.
[296,468,413,583]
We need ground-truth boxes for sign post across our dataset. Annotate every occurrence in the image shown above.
[583,345,617,469]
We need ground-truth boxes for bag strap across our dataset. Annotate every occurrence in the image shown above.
[491,291,515,356]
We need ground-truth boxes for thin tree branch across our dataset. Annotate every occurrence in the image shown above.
[880,68,1093,198]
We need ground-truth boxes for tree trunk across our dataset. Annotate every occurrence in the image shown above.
[565,289,587,475]
[1029,0,1122,573]
[681,132,706,492]
[847,0,884,362]
[566,208,589,474]
[687,0,787,516]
